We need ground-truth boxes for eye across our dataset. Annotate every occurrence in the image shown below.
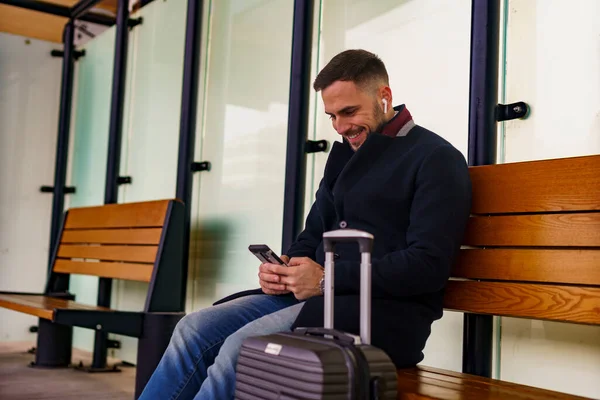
[328,114,336,121]
[344,108,357,116]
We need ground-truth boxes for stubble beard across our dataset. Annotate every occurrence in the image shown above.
[346,102,390,151]
[372,100,388,133]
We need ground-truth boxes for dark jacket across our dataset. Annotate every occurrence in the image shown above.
[216,125,472,368]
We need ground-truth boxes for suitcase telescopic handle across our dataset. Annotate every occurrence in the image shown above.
[294,327,356,345]
[322,229,374,345]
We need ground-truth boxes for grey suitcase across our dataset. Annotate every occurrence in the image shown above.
[234,228,398,399]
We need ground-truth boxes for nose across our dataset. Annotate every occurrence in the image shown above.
[333,118,351,135]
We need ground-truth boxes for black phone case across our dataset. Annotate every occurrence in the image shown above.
[249,245,286,265]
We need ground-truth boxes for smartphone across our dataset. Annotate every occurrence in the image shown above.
[248,244,288,266]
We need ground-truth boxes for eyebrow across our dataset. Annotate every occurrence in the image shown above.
[325,105,359,116]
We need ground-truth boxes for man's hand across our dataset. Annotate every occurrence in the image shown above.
[258,255,290,295]
[266,257,324,301]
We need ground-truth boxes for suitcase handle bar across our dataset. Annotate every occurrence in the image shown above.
[293,327,355,345]
[322,228,374,345]
[323,229,373,253]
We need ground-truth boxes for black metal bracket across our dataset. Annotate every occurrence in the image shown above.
[496,101,529,121]
[53,309,144,338]
[74,360,121,373]
[117,176,132,185]
[191,161,211,172]
[305,140,329,154]
[107,339,121,349]
[47,291,76,300]
[51,49,86,60]
[128,17,143,29]
[40,186,76,194]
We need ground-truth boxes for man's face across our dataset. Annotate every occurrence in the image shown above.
[321,80,387,151]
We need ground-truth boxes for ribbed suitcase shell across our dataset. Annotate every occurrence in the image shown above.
[234,331,397,399]
[235,229,398,399]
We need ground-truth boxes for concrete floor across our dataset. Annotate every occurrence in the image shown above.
[0,342,136,399]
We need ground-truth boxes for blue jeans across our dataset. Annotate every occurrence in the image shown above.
[138,294,303,400]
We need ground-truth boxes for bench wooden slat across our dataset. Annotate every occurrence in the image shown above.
[470,155,600,214]
[396,373,469,400]
[414,366,587,399]
[0,295,54,319]
[397,366,592,399]
[64,199,170,229]
[397,374,554,400]
[0,294,111,320]
[463,213,600,247]
[453,249,600,285]
[443,281,600,324]
[56,244,158,263]
[53,260,154,282]
[407,370,570,399]
[61,228,163,245]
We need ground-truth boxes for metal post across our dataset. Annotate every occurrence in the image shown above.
[468,0,500,166]
[281,0,314,253]
[134,312,185,399]
[91,0,130,370]
[463,0,501,377]
[175,0,204,310]
[0,0,114,25]
[48,21,75,271]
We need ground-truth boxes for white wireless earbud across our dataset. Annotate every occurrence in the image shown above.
[382,99,388,114]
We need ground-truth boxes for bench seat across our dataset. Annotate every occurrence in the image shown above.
[0,293,110,320]
[0,293,145,337]
[396,366,591,400]
[393,154,600,400]
[0,199,187,398]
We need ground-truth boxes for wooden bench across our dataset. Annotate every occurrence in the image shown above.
[0,199,186,398]
[396,154,600,399]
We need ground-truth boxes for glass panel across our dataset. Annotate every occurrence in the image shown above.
[189,0,294,309]
[118,0,186,204]
[498,0,600,397]
[111,0,187,364]
[67,27,115,353]
[501,0,600,163]
[0,33,60,342]
[307,0,473,372]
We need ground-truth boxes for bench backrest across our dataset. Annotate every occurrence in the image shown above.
[46,199,185,312]
[444,155,600,325]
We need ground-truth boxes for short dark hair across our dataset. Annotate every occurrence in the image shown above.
[313,49,389,92]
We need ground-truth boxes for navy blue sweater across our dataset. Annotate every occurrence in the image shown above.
[287,125,472,367]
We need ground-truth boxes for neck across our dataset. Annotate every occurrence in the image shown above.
[383,109,396,123]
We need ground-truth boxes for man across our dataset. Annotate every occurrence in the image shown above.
[139,49,472,400]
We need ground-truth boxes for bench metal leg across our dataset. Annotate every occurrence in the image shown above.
[31,318,72,368]
[134,312,185,399]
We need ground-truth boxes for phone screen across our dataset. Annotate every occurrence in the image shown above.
[248,245,287,266]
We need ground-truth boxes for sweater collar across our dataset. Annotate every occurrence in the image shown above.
[323,104,415,190]
[380,104,415,137]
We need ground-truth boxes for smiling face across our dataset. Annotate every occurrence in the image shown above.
[322,80,390,151]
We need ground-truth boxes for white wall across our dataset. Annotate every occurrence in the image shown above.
[498,0,600,397]
[0,33,61,341]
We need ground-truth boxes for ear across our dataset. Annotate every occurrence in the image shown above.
[380,86,392,108]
